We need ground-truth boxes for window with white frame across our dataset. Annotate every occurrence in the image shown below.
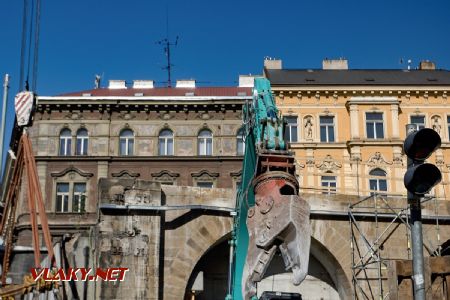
[366,113,384,139]
[158,129,174,155]
[320,116,335,142]
[237,127,245,155]
[72,183,87,213]
[447,116,450,140]
[284,116,298,142]
[410,115,425,131]
[59,129,72,156]
[76,128,88,155]
[56,183,70,212]
[369,168,387,196]
[119,129,134,156]
[321,174,337,195]
[198,129,213,155]
[56,182,87,213]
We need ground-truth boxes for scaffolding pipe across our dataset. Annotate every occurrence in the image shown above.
[0,74,9,178]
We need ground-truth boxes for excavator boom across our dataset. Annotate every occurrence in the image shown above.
[229,78,311,300]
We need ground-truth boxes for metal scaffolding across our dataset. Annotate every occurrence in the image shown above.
[348,193,445,300]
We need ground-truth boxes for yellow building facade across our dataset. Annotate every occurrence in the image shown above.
[265,59,450,199]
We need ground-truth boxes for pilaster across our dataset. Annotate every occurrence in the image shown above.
[390,104,400,139]
[349,104,360,140]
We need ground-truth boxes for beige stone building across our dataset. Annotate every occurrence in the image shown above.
[265,58,450,199]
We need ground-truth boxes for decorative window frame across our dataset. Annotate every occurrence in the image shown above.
[75,127,89,156]
[284,115,299,143]
[318,114,337,143]
[158,127,175,156]
[197,127,214,156]
[367,167,388,196]
[119,127,135,156]
[151,170,180,185]
[236,127,245,156]
[447,115,450,142]
[230,170,242,191]
[191,170,219,188]
[320,171,337,195]
[51,166,93,213]
[59,127,72,156]
[111,170,141,179]
[364,111,385,140]
[408,113,427,131]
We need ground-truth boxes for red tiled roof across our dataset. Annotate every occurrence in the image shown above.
[59,87,252,97]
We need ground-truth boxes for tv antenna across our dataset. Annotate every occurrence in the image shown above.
[156,7,178,87]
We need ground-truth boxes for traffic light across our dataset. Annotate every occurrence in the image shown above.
[403,128,442,195]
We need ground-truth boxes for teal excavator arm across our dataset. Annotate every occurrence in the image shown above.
[227,78,311,300]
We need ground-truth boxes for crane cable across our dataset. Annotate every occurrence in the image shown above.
[32,0,41,92]
[18,0,41,92]
[18,0,28,91]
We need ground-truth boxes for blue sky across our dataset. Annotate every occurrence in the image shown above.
[0,0,450,169]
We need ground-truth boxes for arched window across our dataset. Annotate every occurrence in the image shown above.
[369,168,387,195]
[119,129,134,156]
[198,129,213,156]
[76,128,89,155]
[236,127,245,155]
[59,128,72,156]
[321,171,336,195]
[159,129,174,155]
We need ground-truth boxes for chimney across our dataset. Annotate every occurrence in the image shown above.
[108,80,127,89]
[264,58,282,69]
[419,60,436,70]
[239,75,260,87]
[322,58,348,70]
[133,80,154,89]
[176,79,196,88]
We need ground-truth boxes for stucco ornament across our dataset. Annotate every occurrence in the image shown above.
[432,115,441,135]
[367,152,392,166]
[295,161,306,170]
[315,155,342,172]
[304,117,313,139]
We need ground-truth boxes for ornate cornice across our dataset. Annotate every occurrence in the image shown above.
[367,152,392,166]
[315,155,342,172]
[111,170,141,178]
[151,170,180,178]
[51,166,94,178]
[191,170,220,178]
[230,170,242,178]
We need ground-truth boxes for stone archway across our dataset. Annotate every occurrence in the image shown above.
[163,215,232,299]
[255,236,350,299]
[181,233,351,300]
[184,235,231,300]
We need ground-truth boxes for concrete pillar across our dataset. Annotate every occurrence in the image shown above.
[349,104,360,140]
[391,104,400,139]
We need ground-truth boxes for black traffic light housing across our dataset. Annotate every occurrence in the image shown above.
[403,128,442,195]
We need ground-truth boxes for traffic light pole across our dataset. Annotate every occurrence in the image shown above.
[406,124,425,300]
[408,190,425,299]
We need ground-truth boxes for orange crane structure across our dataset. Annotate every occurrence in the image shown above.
[0,92,58,298]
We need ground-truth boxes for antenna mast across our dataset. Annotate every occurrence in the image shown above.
[157,8,178,87]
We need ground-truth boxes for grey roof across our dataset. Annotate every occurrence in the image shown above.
[265,69,450,86]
